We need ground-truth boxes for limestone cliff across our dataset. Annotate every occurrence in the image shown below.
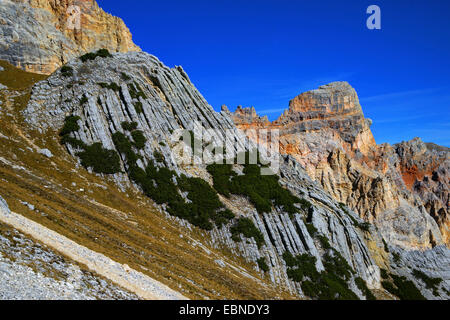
[228,82,449,249]
[0,0,140,74]
[0,0,449,299]
[20,52,388,299]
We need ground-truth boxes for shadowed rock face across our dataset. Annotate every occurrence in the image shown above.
[229,82,449,250]
[0,0,140,74]
[394,139,449,243]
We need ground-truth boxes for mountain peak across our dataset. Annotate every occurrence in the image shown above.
[0,0,140,74]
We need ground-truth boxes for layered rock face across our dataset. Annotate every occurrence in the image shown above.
[275,82,376,155]
[22,52,389,298]
[2,0,448,298]
[395,139,449,243]
[229,82,449,250]
[0,0,140,74]
[223,105,270,129]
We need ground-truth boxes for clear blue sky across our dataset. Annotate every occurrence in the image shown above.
[97,0,450,147]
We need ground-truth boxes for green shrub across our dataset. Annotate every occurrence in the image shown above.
[283,251,319,282]
[80,52,97,62]
[323,250,354,282]
[131,130,147,149]
[359,222,371,232]
[61,65,73,77]
[210,209,235,228]
[380,268,389,280]
[392,252,401,264]
[59,115,87,149]
[305,223,318,237]
[257,257,270,272]
[412,269,442,296]
[130,162,230,230]
[207,155,305,215]
[230,217,265,248]
[121,72,131,81]
[391,274,426,300]
[318,235,331,250]
[134,101,143,113]
[128,82,147,100]
[80,49,112,62]
[59,115,81,137]
[60,118,127,176]
[112,133,232,231]
[77,143,121,174]
[206,164,236,197]
[382,273,426,300]
[153,151,164,163]
[98,82,120,92]
[112,132,139,166]
[121,121,138,131]
[355,277,376,300]
[382,239,390,252]
[284,250,359,300]
[96,49,112,58]
[381,280,396,294]
[178,176,225,230]
[80,95,88,105]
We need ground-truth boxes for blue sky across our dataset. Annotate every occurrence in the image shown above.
[97,0,450,146]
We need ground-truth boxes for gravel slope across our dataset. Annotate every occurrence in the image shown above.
[0,222,138,300]
[0,207,187,300]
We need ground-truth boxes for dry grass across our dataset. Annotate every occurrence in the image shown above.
[0,60,294,300]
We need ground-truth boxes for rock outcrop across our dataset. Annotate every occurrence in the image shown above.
[22,52,391,298]
[0,195,10,215]
[229,82,449,250]
[0,0,140,74]
[224,105,270,129]
[395,139,449,243]
[1,0,448,299]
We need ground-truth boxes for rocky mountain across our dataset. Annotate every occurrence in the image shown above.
[0,0,449,300]
[228,82,449,249]
[0,0,140,74]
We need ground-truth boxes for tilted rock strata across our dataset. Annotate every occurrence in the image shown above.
[23,52,385,298]
[0,0,140,74]
[229,82,449,249]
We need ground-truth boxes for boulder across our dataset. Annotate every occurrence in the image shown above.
[0,196,10,215]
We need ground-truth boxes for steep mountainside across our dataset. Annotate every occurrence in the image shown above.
[20,52,386,299]
[0,49,446,300]
[0,0,140,74]
[228,82,449,249]
[0,1,449,301]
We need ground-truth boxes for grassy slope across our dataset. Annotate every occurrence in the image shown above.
[0,60,293,300]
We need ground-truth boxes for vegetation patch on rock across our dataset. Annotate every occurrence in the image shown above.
[230,217,265,248]
[381,272,425,300]
[283,247,365,300]
[80,49,113,63]
[60,116,121,174]
[207,152,311,215]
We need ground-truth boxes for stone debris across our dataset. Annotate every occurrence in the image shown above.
[38,148,53,158]
[0,222,139,300]
[0,205,187,300]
